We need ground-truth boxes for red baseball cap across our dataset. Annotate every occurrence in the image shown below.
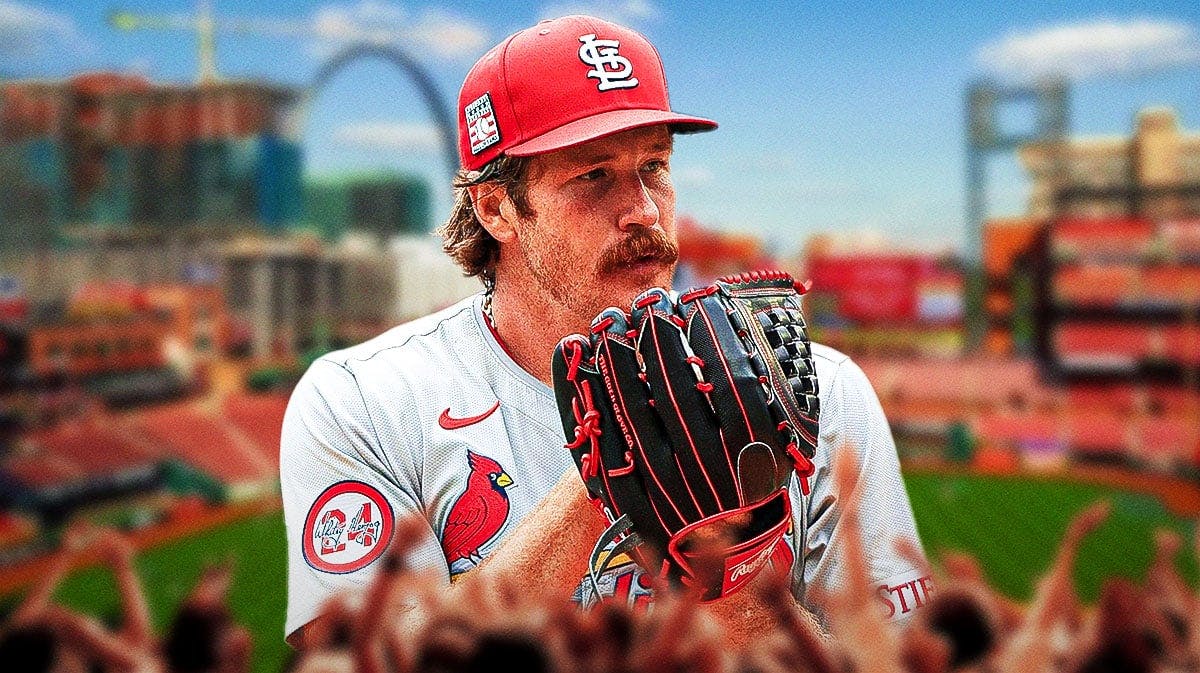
[457,15,717,171]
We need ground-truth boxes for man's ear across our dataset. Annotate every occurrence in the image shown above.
[467,183,518,243]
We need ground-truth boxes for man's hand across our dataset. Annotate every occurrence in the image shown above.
[458,468,605,601]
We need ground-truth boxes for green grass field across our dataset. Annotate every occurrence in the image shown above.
[4,514,291,673]
[905,472,1198,601]
[4,471,1198,673]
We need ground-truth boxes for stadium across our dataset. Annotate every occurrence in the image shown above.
[1,2,1199,672]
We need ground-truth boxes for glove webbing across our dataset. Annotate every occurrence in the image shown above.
[727,298,817,494]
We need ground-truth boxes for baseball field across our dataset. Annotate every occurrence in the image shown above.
[3,470,1197,673]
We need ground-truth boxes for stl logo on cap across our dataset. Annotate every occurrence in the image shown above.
[454,15,715,171]
[578,33,639,91]
[465,92,501,156]
[303,481,394,574]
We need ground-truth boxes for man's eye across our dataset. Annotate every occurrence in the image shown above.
[642,159,668,173]
[578,168,607,181]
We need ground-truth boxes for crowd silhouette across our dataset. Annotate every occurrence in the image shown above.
[3,454,1197,673]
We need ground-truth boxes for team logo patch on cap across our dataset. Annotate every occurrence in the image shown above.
[465,92,501,155]
[303,481,394,574]
[578,34,639,91]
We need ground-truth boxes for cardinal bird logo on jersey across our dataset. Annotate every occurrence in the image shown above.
[441,451,514,568]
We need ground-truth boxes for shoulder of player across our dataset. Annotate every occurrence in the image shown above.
[290,296,477,405]
[285,296,486,453]
[810,341,852,383]
[315,295,480,372]
[810,341,851,368]
[809,341,879,399]
[297,294,488,415]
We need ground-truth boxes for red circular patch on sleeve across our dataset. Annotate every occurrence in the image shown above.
[302,481,395,574]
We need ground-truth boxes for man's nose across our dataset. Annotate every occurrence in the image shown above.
[617,174,660,232]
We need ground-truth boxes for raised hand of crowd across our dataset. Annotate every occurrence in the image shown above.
[0,523,250,673]
[4,474,1196,673]
[289,452,1200,673]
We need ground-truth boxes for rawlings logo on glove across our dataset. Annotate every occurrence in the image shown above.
[552,270,820,602]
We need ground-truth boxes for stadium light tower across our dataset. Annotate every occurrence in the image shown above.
[965,78,1070,262]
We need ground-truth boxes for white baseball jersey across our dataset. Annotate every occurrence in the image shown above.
[280,293,928,640]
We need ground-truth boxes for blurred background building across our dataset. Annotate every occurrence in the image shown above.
[0,65,460,567]
[954,106,1200,478]
[1,4,1198,671]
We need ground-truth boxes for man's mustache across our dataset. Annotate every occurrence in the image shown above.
[597,228,679,274]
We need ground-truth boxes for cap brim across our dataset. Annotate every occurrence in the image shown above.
[505,108,717,158]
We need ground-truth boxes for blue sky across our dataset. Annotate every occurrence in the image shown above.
[3,0,1199,256]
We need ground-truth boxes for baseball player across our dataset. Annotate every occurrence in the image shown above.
[280,14,927,646]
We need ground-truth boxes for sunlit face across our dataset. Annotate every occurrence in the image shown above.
[508,125,678,322]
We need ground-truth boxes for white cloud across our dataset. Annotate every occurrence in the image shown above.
[673,165,714,187]
[125,57,153,78]
[977,18,1200,82]
[408,9,488,58]
[334,121,442,152]
[787,179,862,200]
[540,0,662,26]
[0,1,92,62]
[748,154,799,172]
[310,1,487,60]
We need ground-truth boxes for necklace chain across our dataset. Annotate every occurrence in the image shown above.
[482,274,496,324]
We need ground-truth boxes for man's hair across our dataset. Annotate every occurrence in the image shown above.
[436,155,535,280]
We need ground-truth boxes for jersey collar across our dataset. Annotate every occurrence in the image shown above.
[473,293,554,399]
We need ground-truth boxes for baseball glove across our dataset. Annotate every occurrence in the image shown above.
[552,270,820,602]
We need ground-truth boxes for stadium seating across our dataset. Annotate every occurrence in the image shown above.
[31,419,154,476]
[220,394,287,470]
[130,404,275,485]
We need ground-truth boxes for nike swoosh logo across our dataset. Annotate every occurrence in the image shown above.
[438,400,501,430]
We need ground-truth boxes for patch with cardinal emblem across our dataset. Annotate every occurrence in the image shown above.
[303,481,394,574]
[441,450,515,575]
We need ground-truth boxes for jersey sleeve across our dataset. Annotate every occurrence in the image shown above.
[279,358,445,642]
[798,355,930,623]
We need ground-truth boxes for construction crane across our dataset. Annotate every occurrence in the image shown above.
[108,0,460,177]
[108,0,376,85]
[109,0,224,84]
